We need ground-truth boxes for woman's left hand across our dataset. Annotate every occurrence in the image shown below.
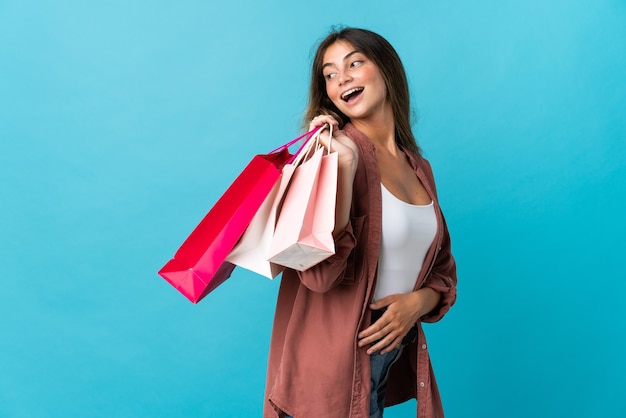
[358,288,441,355]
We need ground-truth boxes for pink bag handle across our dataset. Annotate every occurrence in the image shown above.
[290,124,332,167]
[269,125,324,164]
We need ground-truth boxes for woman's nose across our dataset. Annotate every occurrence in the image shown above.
[338,71,352,85]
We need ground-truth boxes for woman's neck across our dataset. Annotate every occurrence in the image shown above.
[351,102,397,154]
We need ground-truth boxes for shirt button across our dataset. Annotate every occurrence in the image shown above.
[421,344,427,350]
[419,381,425,388]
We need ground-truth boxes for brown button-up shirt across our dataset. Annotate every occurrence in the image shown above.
[264,124,457,418]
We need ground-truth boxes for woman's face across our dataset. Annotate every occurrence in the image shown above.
[322,41,388,122]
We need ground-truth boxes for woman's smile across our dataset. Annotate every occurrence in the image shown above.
[341,87,365,103]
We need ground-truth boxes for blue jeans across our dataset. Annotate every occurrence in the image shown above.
[369,347,403,418]
[284,347,403,418]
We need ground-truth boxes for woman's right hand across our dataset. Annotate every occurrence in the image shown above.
[309,115,359,171]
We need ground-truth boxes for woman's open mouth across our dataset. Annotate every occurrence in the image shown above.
[341,87,364,102]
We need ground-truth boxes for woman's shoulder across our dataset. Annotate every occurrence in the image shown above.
[342,123,368,144]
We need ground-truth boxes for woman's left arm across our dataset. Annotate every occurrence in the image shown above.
[420,213,457,323]
[414,157,458,323]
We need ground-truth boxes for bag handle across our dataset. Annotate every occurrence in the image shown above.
[290,124,331,167]
[269,125,323,157]
[327,123,333,155]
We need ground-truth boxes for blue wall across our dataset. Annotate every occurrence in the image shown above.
[1,1,624,417]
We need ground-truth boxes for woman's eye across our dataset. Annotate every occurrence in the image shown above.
[350,60,363,68]
[324,73,336,80]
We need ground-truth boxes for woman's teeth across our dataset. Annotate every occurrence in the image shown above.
[341,88,364,101]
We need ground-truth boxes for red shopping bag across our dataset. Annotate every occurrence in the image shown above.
[268,129,338,271]
[158,128,320,303]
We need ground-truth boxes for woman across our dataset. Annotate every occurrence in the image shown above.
[264,27,457,418]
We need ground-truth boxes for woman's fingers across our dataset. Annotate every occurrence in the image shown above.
[308,114,339,131]
[370,334,403,355]
[321,132,359,168]
[358,295,422,354]
[307,114,359,173]
[359,319,403,355]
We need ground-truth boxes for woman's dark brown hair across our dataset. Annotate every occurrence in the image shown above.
[304,27,420,155]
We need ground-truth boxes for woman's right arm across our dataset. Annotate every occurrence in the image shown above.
[309,115,359,236]
[294,115,360,293]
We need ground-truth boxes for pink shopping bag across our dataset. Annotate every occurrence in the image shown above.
[225,162,297,279]
[268,133,338,271]
[158,128,320,303]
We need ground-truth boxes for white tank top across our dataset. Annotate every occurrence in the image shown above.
[373,183,438,302]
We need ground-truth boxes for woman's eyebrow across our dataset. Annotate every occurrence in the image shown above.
[322,50,362,70]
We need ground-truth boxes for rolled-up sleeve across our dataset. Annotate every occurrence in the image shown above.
[296,219,357,293]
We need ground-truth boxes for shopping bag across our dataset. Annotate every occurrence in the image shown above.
[225,162,297,278]
[268,130,338,271]
[158,128,320,303]
[224,127,324,278]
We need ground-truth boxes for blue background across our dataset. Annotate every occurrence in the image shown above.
[1,1,625,417]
